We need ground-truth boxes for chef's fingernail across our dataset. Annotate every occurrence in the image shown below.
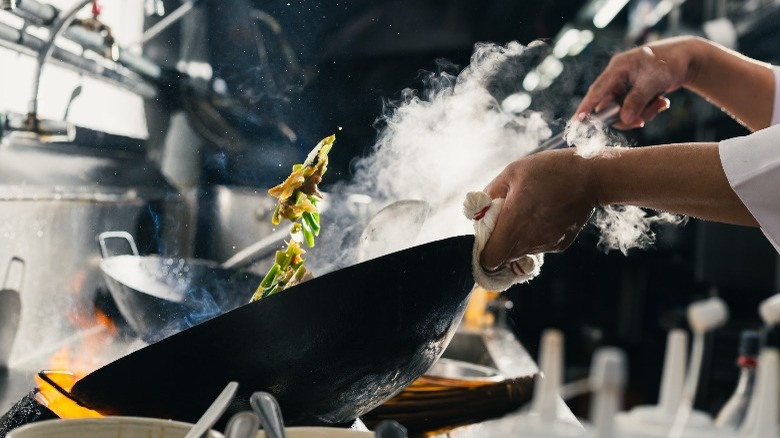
[576,112,587,122]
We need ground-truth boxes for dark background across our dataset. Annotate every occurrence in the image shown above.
[145,0,780,418]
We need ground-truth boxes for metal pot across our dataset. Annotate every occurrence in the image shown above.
[98,231,264,343]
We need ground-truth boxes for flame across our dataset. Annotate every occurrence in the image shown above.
[35,275,120,419]
[34,371,102,418]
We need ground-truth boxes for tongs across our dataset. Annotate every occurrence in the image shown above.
[530,103,621,154]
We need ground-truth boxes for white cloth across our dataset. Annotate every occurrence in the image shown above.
[462,191,544,291]
[719,125,780,253]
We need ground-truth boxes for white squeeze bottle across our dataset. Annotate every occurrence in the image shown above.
[583,347,627,438]
[617,298,732,438]
[736,329,779,437]
[492,329,586,437]
[735,293,780,438]
[714,330,760,430]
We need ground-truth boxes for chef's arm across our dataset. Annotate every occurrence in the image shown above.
[685,37,775,131]
[480,144,758,270]
[576,36,775,132]
[588,143,758,226]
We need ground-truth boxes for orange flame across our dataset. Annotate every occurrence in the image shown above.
[34,371,102,418]
[35,281,120,419]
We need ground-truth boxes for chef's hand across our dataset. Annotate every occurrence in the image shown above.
[479,149,597,271]
[575,36,702,129]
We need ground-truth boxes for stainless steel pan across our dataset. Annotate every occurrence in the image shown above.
[98,231,264,343]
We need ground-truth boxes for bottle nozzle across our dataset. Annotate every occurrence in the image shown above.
[759,293,780,326]
[687,297,728,334]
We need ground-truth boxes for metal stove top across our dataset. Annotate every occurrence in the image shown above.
[0,368,36,414]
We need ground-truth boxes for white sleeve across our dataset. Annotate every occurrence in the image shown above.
[772,66,780,126]
[719,125,780,252]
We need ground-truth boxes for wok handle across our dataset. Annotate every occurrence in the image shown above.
[98,231,140,259]
[3,256,25,292]
[37,370,92,408]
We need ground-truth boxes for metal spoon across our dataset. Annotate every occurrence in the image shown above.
[250,391,287,438]
[184,381,239,438]
[224,411,261,438]
[357,199,431,262]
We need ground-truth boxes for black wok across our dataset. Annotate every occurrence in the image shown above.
[98,231,265,343]
[70,234,475,426]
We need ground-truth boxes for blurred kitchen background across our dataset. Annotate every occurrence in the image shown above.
[0,0,779,421]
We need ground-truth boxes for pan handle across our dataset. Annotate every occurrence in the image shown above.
[3,256,25,292]
[98,231,140,259]
[36,370,92,408]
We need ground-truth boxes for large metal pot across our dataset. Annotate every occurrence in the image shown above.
[69,234,476,426]
[98,231,265,343]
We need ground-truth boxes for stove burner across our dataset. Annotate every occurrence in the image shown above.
[0,390,57,438]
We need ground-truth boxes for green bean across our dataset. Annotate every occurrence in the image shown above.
[301,220,315,247]
[260,263,280,288]
[275,251,291,269]
[303,212,320,235]
[261,285,278,299]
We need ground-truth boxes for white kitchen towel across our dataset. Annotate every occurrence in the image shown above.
[463,191,543,291]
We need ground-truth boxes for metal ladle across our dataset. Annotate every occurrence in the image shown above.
[357,199,431,262]
[250,391,287,438]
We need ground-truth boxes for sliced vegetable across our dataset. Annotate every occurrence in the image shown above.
[251,134,335,302]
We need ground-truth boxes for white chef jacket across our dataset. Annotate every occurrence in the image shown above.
[718,66,780,253]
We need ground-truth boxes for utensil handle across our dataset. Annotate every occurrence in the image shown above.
[3,256,25,292]
[185,381,239,438]
[251,392,287,438]
[98,231,140,258]
[224,411,261,438]
[531,103,622,154]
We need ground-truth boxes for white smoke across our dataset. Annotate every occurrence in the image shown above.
[592,206,686,255]
[308,40,684,274]
[564,115,687,254]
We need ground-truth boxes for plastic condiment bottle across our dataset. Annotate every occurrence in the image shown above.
[584,347,626,438]
[714,330,760,430]
[491,329,586,437]
[736,326,779,438]
[617,298,730,438]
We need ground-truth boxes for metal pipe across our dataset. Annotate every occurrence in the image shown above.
[65,26,162,79]
[134,0,197,46]
[3,1,166,81]
[28,0,93,118]
[0,21,157,98]
[0,18,19,41]
[15,0,57,23]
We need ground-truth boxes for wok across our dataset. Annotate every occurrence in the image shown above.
[98,231,265,343]
[70,234,476,426]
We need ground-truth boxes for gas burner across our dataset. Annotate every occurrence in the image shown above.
[0,390,57,438]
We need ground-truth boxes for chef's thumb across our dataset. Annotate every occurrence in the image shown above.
[479,235,523,273]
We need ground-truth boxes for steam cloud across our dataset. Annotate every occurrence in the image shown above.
[307,40,684,274]
[564,114,686,254]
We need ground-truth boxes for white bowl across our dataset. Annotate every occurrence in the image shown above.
[255,427,374,437]
[7,417,223,438]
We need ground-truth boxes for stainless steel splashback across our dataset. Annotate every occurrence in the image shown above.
[0,136,191,373]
